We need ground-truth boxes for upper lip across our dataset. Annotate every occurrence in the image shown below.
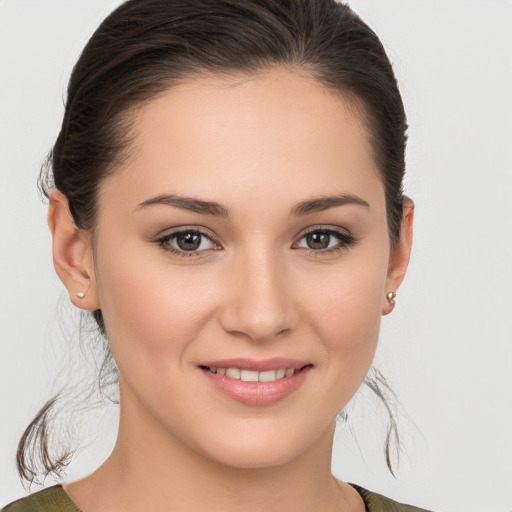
[199,358,311,372]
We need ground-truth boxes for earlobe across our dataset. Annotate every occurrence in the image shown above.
[382,197,414,315]
[47,189,100,311]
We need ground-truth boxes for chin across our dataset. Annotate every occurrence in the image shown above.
[194,423,326,470]
[209,445,301,470]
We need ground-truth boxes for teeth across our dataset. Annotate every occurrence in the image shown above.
[276,369,286,379]
[208,367,300,382]
[225,368,241,379]
[241,370,259,382]
[258,370,277,382]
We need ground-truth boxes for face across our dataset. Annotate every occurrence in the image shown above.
[81,69,405,468]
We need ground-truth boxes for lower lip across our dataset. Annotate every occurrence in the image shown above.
[200,367,311,407]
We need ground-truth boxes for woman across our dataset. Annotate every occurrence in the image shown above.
[2,0,430,510]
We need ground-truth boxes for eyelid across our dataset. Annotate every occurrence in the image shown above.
[295,224,355,240]
[153,224,218,240]
[154,226,221,258]
[291,226,358,258]
[154,224,358,259]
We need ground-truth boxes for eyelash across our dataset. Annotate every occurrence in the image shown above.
[155,227,358,259]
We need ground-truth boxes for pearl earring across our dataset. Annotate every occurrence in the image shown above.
[386,291,397,304]
[77,292,85,299]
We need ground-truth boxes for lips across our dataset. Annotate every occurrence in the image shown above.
[198,358,312,406]
[203,366,297,382]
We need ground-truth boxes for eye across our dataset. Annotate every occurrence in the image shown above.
[294,227,357,255]
[155,228,219,258]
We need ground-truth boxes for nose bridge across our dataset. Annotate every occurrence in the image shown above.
[220,242,298,342]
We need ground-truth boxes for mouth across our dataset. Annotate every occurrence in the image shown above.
[199,365,311,383]
[197,358,313,406]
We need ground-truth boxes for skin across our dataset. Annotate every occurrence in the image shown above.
[49,68,413,512]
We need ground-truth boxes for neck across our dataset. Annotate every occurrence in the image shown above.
[65,388,362,512]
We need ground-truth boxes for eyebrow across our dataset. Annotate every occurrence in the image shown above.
[135,193,370,217]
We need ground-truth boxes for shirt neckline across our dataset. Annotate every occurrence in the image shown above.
[52,482,372,512]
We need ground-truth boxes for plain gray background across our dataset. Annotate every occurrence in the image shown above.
[1,1,511,511]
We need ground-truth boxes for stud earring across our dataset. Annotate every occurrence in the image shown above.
[386,291,397,304]
[77,292,85,299]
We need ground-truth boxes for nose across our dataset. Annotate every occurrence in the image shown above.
[218,247,299,343]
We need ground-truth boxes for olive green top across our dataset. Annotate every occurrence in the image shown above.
[1,484,433,511]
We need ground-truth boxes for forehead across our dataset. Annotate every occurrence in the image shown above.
[101,68,384,218]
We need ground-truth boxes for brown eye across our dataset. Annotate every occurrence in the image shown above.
[176,231,202,251]
[295,228,358,255]
[156,229,218,257]
[305,231,331,250]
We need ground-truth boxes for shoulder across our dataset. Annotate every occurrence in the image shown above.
[352,484,435,512]
[1,485,80,512]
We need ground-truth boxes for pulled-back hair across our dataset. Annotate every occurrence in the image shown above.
[19,0,407,488]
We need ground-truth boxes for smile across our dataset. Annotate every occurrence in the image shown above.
[198,359,312,407]
[202,366,301,382]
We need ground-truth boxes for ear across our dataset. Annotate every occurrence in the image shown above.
[382,197,414,315]
[48,189,100,311]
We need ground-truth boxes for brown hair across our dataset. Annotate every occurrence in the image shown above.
[19,0,407,488]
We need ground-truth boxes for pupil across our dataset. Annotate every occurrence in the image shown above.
[307,232,329,249]
[177,232,201,251]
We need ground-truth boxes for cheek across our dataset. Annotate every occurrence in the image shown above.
[93,245,215,361]
[299,250,388,396]
[321,275,383,351]
[307,257,386,347]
